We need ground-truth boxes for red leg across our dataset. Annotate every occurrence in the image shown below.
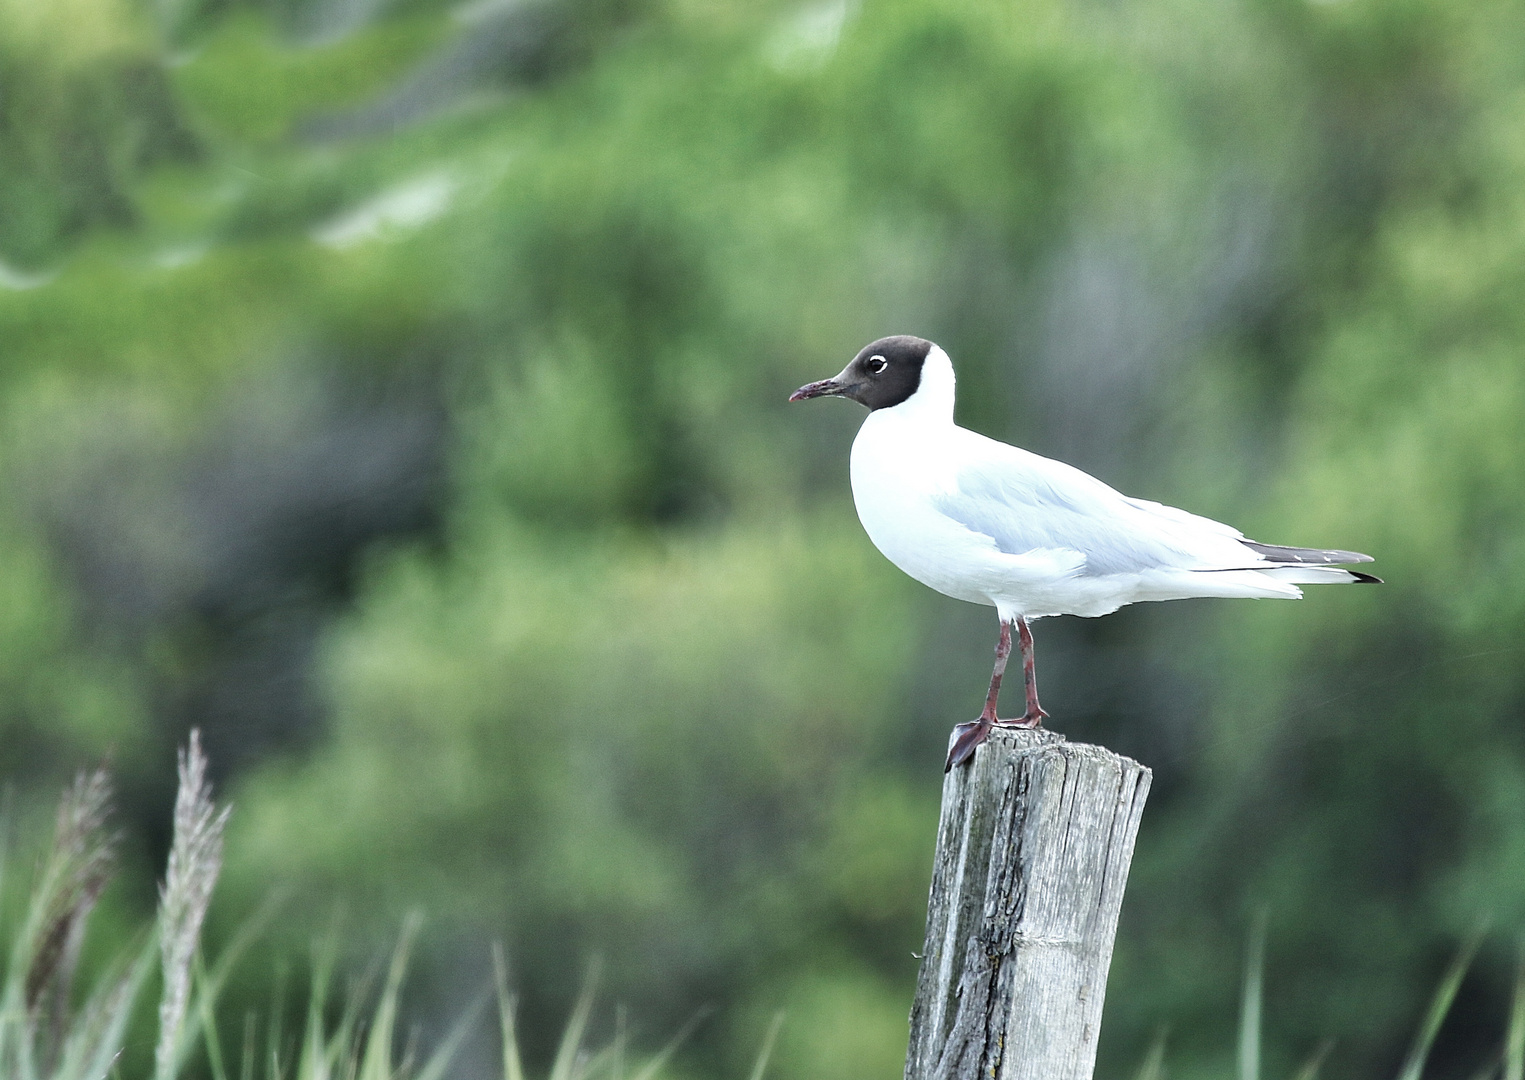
[945,618,1013,771]
[997,616,1048,728]
[981,619,1012,722]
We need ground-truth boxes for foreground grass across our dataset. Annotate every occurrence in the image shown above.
[2,735,1517,1080]
[0,734,770,1080]
[1131,919,1525,1080]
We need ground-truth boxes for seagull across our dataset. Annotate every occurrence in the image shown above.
[790,336,1380,771]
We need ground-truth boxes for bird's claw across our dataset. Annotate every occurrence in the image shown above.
[993,709,1047,730]
[945,718,993,772]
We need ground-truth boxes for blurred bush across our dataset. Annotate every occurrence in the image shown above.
[3,0,1525,1077]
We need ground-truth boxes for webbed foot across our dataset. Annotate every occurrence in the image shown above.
[945,718,994,772]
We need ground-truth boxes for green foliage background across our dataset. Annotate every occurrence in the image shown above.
[3,0,1525,1076]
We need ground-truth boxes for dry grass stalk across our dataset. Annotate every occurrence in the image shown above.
[22,768,116,1057]
[154,730,231,1080]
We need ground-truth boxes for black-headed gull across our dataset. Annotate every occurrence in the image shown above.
[790,336,1379,771]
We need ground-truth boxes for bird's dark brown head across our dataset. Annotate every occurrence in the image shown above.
[789,336,934,411]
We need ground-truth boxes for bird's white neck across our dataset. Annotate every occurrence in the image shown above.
[884,344,956,423]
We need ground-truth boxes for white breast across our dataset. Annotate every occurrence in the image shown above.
[849,408,1013,608]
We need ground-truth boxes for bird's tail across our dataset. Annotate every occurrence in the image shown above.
[1240,540,1381,584]
[1258,565,1382,585]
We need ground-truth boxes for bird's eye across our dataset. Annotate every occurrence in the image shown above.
[867,355,887,374]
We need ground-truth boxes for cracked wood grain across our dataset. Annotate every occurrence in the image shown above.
[905,728,1151,1080]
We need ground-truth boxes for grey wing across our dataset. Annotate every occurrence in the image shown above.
[931,451,1238,576]
[1242,541,1375,565]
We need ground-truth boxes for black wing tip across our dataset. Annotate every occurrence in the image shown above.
[1352,571,1383,584]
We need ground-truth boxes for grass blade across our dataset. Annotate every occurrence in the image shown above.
[357,913,422,1080]
[549,959,600,1080]
[1506,942,1525,1080]
[1239,912,1267,1080]
[629,1005,711,1080]
[242,1011,257,1080]
[746,1011,786,1080]
[297,936,337,1080]
[413,989,487,1080]
[1289,1038,1334,1080]
[54,936,158,1080]
[492,943,526,1080]
[1132,1027,1167,1080]
[266,958,289,1080]
[198,951,231,1080]
[1394,924,1486,1080]
[613,1004,627,1080]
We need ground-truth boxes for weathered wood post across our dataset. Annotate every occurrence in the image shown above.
[905,728,1151,1080]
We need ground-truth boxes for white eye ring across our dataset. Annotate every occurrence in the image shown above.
[867,355,887,374]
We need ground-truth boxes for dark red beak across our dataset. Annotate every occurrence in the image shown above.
[789,378,844,402]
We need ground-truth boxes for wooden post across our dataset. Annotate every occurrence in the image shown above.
[905,728,1151,1080]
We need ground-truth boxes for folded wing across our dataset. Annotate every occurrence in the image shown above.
[930,433,1374,580]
